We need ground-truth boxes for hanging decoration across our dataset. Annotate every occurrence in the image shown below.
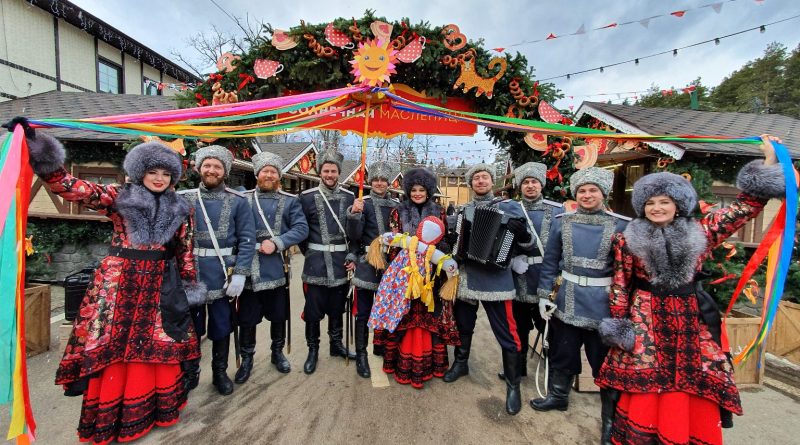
[215,52,240,73]
[254,59,284,79]
[452,49,507,98]
[271,29,298,50]
[349,20,365,42]
[350,39,398,87]
[524,133,548,151]
[370,20,393,41]
[441,24,467,51]
[396,35,426,63]
[537,100,566,124]
[572,142,598,169]
[211,82,238,105]
[303,31,337,58]
[509,78,540,109]
[325,22,355,49]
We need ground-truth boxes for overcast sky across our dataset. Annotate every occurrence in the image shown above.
[69,0,800,165]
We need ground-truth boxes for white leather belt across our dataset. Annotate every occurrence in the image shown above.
[308,242,347,252]
[561,271,612,287]
[527,256,543,265]
[194,247,234,257]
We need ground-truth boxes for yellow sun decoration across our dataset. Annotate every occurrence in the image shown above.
[350,39,398,87]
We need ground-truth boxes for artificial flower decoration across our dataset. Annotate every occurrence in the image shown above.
[349,38,398,87]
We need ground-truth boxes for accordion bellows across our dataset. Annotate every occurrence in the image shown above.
[453,206,520,269]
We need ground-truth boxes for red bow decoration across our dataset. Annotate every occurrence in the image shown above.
[546,160,563,183]
[195,93,209,107]
[238,73,256,91]
[208,73,223,83]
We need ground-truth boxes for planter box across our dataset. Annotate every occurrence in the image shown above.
[24,284,51,357]
[766,300,800,366]
[726,310,764,386]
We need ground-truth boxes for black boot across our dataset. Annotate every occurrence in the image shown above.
[270,321,291,374]
[211,337,234,395]
[443,334,472,383]
[328,315,356,359]
[503,349,523,415]
[182,358,201,392]
[234,326,256,384]
[600,388,620,444]
[498,335,529,380]
[373,344,385,356]
[303,321,320,375]
[530,368,572,411]
[720,407,734,429]
[355,319,371,378]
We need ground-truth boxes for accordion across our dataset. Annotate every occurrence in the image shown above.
[452,205,521,269]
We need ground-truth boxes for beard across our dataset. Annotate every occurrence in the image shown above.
[258,178,279,192]
[201,173,224,189]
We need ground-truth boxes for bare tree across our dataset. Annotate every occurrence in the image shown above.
[170,15,265,77]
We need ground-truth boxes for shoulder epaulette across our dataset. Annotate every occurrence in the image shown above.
[225,187,246,198]
[279,190,297,198]
[555,211,575,218]
[301,187,320,195]
[543,199,563,208]
[605,210,633,221]
[243,189,255,195]
[363,195,372,200]
[176,188,197,195]
[339,187,355,196]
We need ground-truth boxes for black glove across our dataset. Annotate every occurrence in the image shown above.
[507,218,531,243]
[1,116,35,139]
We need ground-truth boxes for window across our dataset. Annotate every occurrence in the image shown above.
[143,77,161,96]
[712,185,765,247]
[98,59,122,94]
[447,176,458,186]
[73,167,124,215]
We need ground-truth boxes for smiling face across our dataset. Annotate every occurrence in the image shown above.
[257,165,281,192]
[644,194,677,226]
[350,39,398,87]
[575,184,605,211]
[471,171,494,197]
[320,163,340,189]
[521,177,542,200]
[143,168,172,193]
[371,177,389,196]
[409,184,428,204]
[199,157,225,189]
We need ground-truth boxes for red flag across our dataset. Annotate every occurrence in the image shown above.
[671,10,686,17]
[492,47,505,53]
[598,22,618,29]
[546,33,557,40]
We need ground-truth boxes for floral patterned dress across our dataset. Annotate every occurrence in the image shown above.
[380,205,460,389]
[45,168,200,445]
[596,192,768,445]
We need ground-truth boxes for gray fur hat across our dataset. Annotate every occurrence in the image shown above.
[465,163,495,187]
[631,172,697,217]
[368,161,398,183]
[252,151,285,177]
[514,162,547,189]
[195,145,233,176]
[317,147,344,172]
[403,167,437,198]
[570,166,613,197]
[123,142,183,186]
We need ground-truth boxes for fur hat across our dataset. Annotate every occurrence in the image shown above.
[123,142,183,186]
[514,162,547,189]
[631,172,697,217]
[317,147,344,172]
[252,151,285,178]
[570,167,613,197]
[194,145,233,176]
[465,163,495,187]
[368,161,398,183]
[403,168,437,198]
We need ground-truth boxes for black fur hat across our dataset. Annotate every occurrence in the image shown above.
[403,168,437,199]
[123,142,183,186]
[631,172,697,217]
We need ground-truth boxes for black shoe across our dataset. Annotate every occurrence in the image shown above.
[304,321,320,375]
[530,369,572,412]
[502,349,523,415]
[270,321,291,374]
[182,358,201,392]
[211,337,234,395]
[234,326,256,384]
[372,344,385,356]
[355,319,371,378]
[443,334,472,383]
[600,388,620,444]
[328,315,356,360]
[720,407,734,429]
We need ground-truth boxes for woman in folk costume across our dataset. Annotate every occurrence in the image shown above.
[595,135,787,445]
[368,168,461,388]
[20,122,204,444]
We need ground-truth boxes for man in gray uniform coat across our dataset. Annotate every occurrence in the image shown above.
[530,166,629,415]
[299,148,357,375]
[234,151,309,384]
[443,164,533,415]
[346,161,399,378]
[180,146,256,395]
[497,162,564,381]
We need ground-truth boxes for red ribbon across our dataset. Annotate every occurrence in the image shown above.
[238,73,255,91]
[195,93,208,107]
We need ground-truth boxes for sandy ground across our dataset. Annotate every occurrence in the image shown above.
[14,255,800,444]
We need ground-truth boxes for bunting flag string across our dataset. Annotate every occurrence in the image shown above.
[491,0,758,52]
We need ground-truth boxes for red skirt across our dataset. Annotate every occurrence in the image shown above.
[382,327,449,389]
[77,362,187,444]
[612,392,722,445]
